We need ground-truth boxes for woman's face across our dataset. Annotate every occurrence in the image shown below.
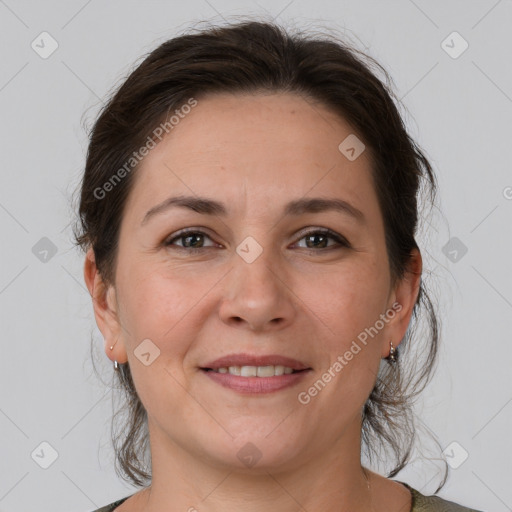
[86,92,420,472]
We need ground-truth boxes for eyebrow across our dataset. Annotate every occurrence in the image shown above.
[141,195,365,226]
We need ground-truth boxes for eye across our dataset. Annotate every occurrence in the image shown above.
[164,229,218,252]
[293,228,351,250]
[164,227,350,253]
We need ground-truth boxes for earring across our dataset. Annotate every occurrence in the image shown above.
[388,341,397,364]
[110,345,120,371]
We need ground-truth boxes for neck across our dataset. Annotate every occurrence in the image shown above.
[139,416,374,512]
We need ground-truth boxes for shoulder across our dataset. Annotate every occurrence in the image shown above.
[88,495,132,512]
[397,481,484,512]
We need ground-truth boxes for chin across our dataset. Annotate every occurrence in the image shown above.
[195,425,307,473]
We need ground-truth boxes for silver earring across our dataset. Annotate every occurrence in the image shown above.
[388,341,397,364]
[110,345,120,371]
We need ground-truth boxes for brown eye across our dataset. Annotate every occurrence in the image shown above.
[294,229,350,250]
[164,227,350,254]
[165,230,217,252]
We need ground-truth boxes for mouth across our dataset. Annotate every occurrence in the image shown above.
[200,353,312,394]
[203,365,302,377]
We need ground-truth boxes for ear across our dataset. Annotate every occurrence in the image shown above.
[381,248,422,358]
[83,247,128,364]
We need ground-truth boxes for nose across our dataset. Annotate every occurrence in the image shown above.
[218,243,296,332]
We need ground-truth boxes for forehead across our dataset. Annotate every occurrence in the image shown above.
[151,91,360,161]
[123,92,378,221]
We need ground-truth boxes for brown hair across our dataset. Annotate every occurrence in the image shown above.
[73,18,446,490]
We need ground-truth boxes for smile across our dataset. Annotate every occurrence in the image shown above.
[210,365,296,377]
[201,361,311,393]
[200,353,311,393]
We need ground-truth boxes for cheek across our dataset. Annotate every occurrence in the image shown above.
[300,265,390,412]
[116,259,226,371]
[115,262,194,353]
[114,267,199,413]
[302,257,390,348]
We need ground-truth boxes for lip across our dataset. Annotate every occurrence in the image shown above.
[200,353,312,394]
[202,370,311,394]
[202,353,310,371]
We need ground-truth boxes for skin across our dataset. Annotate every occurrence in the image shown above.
[84,92,421,512]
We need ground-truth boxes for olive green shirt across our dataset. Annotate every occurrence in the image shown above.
[90,482,483,511]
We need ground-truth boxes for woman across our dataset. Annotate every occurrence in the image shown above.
[75,19,483,512]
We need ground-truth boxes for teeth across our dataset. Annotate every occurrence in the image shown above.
[256,365,274,377]
[228,366,241,375]
[213,365,297,377]
[241,366,257,377]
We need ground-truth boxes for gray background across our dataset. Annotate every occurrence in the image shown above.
[0,1,511,511]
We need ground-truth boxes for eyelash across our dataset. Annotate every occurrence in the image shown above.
[164,228,351,253]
